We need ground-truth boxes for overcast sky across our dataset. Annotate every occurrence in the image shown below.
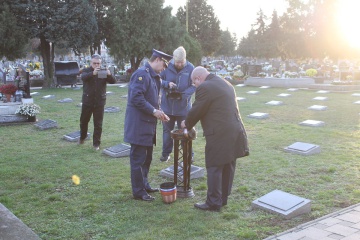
[163,0,288,40]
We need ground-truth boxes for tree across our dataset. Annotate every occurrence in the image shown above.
[4,0,97,88]
[106,0,185,72]
[179,33,203,65]
[176,0,221,56]
[0,4,27,60]
[263,10,282,58]
[215,29,237,57]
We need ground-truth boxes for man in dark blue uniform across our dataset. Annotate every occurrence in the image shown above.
[79,54,116,150]
[124,49,172,201]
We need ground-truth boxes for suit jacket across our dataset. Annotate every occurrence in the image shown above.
[81,67,116,106]
[185,74,249,168]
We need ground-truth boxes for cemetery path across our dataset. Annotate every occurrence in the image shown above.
[265,203,360,239]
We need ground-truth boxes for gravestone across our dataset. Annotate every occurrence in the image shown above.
[277,93,291,97]
[252,189,311,219]
[42,95,55,99]
[236,97,246,102]
[287,88,298,92]
[63,131,90,142]
[308,105,327,111]
[259,86,270,89]
[352,93,360,97]
[121,95,128,98]
[159,165,204,181]
[102,143,131,158]
[34,119,58,130]
[317,90,329,94]
[284,142,321,155]
[104,106,120,113]
[118,84,128,88]
[299,120,325,127]
[313,96,328,101]
[266,100,283,106]
[76,103,82,107]
[72,86,81,90]
[236,84,245,87]
[247,91,259,95]
[354,101,360,105]
[30,92,40,96]
[106,91,114,95]
[247,112,269,119]
[57,98,73,103]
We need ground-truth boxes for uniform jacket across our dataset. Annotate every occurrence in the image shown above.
[185,74,249,168]
[160,60,196,116]
[124,62,161,146]
[81,67,116,106]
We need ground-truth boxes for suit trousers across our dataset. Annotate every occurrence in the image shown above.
[130,144,153,197]
[80,104,105,147]
[206,160,236,208]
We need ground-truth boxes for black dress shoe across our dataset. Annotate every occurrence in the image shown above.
[145,188,159,193]
[134,195,155,201]
[194,202,220,212]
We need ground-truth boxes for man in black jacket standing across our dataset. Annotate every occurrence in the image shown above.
[79,54,116,150]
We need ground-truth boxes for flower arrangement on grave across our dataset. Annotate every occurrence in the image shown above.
[34,62,41,70]
[346,75,353,80]
[15,103,41,117]
[305,68,317,77]
[0,83,17,95]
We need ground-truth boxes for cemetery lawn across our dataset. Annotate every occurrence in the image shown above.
[2,85,360,240]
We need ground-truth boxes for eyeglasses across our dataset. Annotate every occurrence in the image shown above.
[161,58,169,68]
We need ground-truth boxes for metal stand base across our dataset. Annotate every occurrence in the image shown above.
[176,186,195,198]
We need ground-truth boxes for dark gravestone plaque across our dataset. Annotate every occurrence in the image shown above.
[63,131,90,142]
[34,119,58,130]
[284,142,321,155]
[104,107,120,113]
[103,143,131,158]
[159,165,204,181]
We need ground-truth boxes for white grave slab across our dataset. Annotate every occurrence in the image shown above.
[76,103,82,107]
[266,101,283,106]
[313,96,328,101]
[316,90,329,94]
[287,88,298,92]
[236,97,246,102]
[104,106,120,113]
[352,93,360,97]
[236,84,245,87]
[277,93,291,97]
[247,91,259,95]
[284,142,321,155]
[106,91,114,95]
[354,101,360,105]
[159,165,205,181]
[259,86,270,89]
[118,84,128,88]
[299,120,325,127]
[121,95,128,98]
[247,112,269,119]
[102,143,131,158]
[57,98,73,103]
[30,92,40,96]
[252,189,311,219]
[63,131,90,142]
[308,105,327,111]
[42,95,55,99]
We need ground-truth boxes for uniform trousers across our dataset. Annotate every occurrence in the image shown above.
[130,144,153,197]
[80,104,104,146]
[206,160,236,208]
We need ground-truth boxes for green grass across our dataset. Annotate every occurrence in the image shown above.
[1,85,360,239]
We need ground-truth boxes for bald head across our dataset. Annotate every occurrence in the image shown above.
[191,66,210,87]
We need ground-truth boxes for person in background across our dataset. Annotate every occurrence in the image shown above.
[159,46,195,162]
[79,54,116,150]
[124,49,172,201]
[181,66,249,211]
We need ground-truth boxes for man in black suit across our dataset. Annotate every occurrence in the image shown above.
[181,66,249,211]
